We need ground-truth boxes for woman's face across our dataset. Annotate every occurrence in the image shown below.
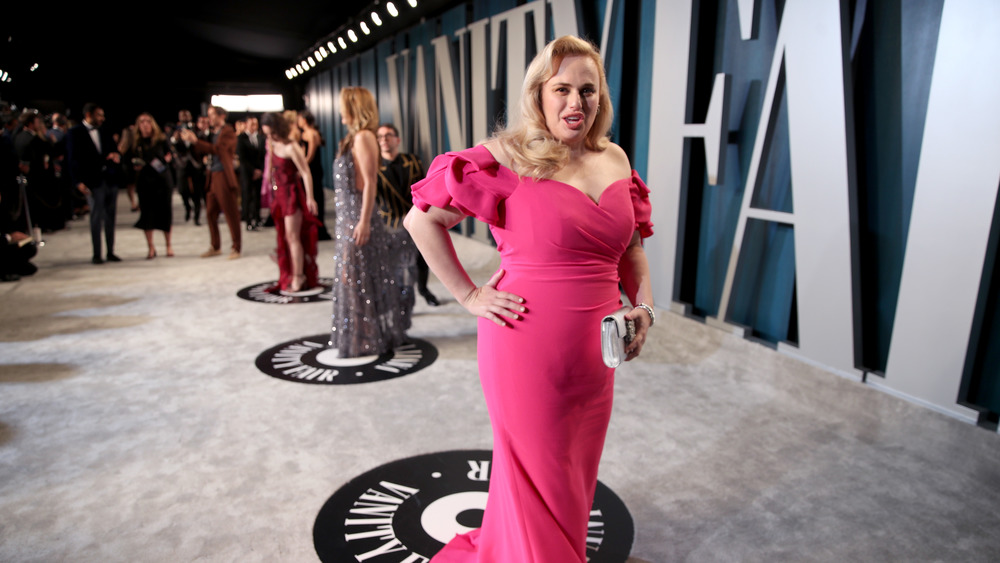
[339,99,351,127]
[137,115,154,138]
[540,55,600,149]
[261,124,278,143]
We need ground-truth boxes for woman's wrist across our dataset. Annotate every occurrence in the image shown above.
[634,303,655,326]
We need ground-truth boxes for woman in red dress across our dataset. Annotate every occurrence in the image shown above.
[261,113,320,293]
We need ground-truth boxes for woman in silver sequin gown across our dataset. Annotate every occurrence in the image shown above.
[329,87,411,357]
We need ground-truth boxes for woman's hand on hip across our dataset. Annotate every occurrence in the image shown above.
[462,269,525,327]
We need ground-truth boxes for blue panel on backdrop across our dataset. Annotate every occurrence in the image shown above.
[631,0,656,179]
[359,50,378,97]
[603,0,624,146]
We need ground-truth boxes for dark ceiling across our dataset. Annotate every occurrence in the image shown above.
[0,0,378,128]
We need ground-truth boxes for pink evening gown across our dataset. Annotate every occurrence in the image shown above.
[411,145,653,562]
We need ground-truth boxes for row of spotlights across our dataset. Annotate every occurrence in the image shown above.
[285,0,418,80]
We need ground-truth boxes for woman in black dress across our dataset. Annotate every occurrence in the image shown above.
[129,113,174,258]
[298,110,331,240]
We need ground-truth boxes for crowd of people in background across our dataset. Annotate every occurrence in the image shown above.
[0,103,438,312]
[0,101,350,280]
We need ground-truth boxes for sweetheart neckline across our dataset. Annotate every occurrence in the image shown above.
[538,176,631,205]
[488,155,633,206]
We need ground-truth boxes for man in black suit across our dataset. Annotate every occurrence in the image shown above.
[67,103,122,264]
[236,116,265,231]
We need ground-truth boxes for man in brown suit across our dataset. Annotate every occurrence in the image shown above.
[180,106,241,259]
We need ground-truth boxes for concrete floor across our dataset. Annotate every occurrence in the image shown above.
[1,192,999,562]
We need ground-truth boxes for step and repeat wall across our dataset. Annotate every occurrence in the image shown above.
[304,0,1000,426]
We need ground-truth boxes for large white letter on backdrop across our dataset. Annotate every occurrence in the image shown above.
[879,0,1000,422]
[646,0,698,315]
[645,1,733,312]
[452,20,490,147]
[385,50,409,135]
[432,34,467,152]
[490,1,547,118]
[645,0,860,375]
[411,45,435,162]
[706,0,859,378]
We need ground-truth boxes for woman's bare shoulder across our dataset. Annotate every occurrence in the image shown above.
[271,140,291,157]
[601,141,633,175]
[481,139,512,168]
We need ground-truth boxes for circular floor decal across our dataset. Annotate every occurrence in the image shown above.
[313,450,633,562]
[237,277,334,304]
[256,334,437,384]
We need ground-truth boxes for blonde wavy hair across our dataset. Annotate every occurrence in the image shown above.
[494,35,613,179]
[282,110,301,143]
[131,113,166,149]
[338,86,379,156]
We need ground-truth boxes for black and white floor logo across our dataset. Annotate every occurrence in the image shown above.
[256,334,437,385]
[313,450,633,562]
[236,278,334,304]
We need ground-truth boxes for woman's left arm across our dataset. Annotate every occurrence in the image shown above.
[352,129,379,246]
[288,144,318,216]
[619,230,654,361]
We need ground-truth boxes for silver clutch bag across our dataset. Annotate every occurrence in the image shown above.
[601,306,635,368]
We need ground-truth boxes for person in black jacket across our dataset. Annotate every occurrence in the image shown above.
[14,111,62,232]
[67,103,122,264]
[377,123,439,306]
[237,116,266,231]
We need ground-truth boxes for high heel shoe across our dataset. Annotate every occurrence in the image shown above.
[146,249,157,260]
[289,274,307,293]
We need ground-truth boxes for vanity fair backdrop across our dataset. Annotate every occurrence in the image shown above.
[300,0,1000,426]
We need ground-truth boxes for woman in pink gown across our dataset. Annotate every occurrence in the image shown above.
[261,112,320,293]
[405,36,655,562]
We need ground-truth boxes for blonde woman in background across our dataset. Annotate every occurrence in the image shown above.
[127,113,174,258]
[328,87,411,357]
[282,110,301,143]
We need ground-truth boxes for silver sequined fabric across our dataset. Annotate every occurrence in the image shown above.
[329,152,413,357]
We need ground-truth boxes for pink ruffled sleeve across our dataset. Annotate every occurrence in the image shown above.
[411,145,516,227]
[630,171,654,239]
